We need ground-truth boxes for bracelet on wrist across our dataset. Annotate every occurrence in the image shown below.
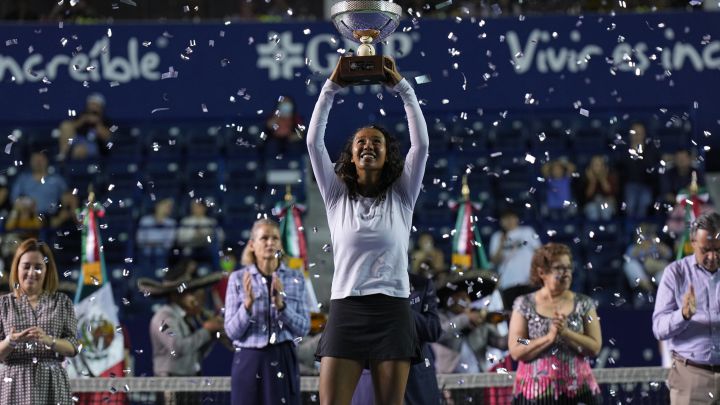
[49,336,57,351]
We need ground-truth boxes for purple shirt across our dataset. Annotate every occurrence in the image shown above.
[652,254,720,365]
[224,263,311,349]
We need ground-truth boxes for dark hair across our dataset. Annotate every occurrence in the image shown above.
[334,125,404,201]
[499,207,519,219]
[529,243,572,287]
[691,211,720,240]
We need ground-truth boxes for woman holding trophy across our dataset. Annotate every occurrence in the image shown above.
[306,7,430,401]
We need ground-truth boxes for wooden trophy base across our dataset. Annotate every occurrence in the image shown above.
[339,55,385,85]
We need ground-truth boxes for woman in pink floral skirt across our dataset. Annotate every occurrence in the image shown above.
[508,243,602,404]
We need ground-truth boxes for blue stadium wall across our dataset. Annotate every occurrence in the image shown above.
[1,12,718,375]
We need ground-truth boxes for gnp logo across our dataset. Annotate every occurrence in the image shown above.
[256,30,419,80]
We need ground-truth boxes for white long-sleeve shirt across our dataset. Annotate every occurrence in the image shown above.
[307,79,429,300]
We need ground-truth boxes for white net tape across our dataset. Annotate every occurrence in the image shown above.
[70,367,669,392]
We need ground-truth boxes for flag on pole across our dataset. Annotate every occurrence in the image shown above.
[273,186,319,311]
[67,193,127,404]
[674,171,711,260]
[449,175,490,271]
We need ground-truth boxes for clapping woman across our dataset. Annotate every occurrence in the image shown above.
[0,239,79,404]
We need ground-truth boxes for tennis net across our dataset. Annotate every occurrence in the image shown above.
[69,367,669,404]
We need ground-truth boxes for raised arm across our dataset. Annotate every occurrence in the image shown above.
[306,78,344,206]
[386,58,429,207]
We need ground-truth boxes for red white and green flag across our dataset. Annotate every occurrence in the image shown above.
[449,176,490,271]
[273,193,319,311]
[675,174,711,260]
[67,199,126,403]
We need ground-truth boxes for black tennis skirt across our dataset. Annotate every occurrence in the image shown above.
[315,294,421,366]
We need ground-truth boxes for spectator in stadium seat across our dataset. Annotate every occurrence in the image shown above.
[653,211,720,405]
[3,196,43,251]
[661,149,703,205]
[140,259,224,403]
[176,198,224,266]
[580,155,618,221]
[10,150,66,215]
[410,232,446,278]
[0,239,79,405]
[541,158,577,220]
[57,93,112,161]
[48,191,80,230]
[508,243,602,405]
[489,208,541,309]
[136,198,177,278]
[351,272,443,405]
[307,57,428,405]
[617,122,660,219]
[263,95,305,157]
[224,219,310,405]
[623,223,672,307]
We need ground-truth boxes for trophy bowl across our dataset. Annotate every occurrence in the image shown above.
[330,1,403,85]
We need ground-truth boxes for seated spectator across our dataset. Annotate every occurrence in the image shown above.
[4,196,43,239]
[490,208,541,309]
[263,95,304,156]
[58,93,112,161]
[49,191,80,230]
[541,158,577,220]
[49,191,82,267]
[581,155,619,221]
[10,150,67,215]
[660,149,703,205]
[1,196,44,269]
[176,199,224,266]
[410,232,446,278]
[136,198,177,278]
[623,223,672,307]
[617,122,660,219]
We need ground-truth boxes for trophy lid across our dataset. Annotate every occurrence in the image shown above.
[330,1,403,44]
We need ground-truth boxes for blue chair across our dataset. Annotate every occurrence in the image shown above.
[143,126,185,159]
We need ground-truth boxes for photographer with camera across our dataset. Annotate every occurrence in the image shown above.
[58,93,112,161]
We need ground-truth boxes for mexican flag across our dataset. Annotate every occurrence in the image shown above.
[674,173,711,260]
[448,176,491,272]
[273,196,319,311]
[68,201,126,404]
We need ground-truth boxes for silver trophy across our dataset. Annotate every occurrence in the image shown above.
[330,1,402,85]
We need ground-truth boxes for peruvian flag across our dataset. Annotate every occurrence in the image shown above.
[68,200,127,404]
[273,196,319,311]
